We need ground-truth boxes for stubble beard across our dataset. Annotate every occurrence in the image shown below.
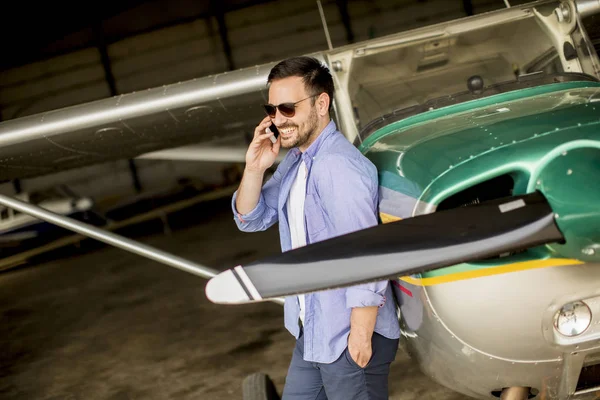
[280,106,319,150]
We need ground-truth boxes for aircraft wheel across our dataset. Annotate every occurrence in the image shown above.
[242,372,281,400]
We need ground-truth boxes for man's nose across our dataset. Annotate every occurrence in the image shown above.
[273,110,287,126]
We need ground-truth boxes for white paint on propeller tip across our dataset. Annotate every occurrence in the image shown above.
[205,269,251,304]
[234,265,262,300]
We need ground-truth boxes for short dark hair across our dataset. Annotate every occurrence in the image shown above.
[267,56,334,111]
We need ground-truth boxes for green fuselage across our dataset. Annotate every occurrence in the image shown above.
[359,80,600,278]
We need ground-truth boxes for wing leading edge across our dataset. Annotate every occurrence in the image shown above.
[0,61,280,182]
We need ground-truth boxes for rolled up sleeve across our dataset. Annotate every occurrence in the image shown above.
[232,191,272,230]
[231,168,282,232]
[313,154,386,309]
[345,281,389,308]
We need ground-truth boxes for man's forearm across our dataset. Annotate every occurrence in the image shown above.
[347,306,378,367]
[235,168,266,214]
[350,306,378,340]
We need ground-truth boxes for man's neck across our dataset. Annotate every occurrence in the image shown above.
[298,118,330,153]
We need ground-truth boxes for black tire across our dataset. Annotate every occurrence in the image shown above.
[242,372,281,400]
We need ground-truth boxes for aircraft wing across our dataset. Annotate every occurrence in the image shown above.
[0,60,281,182]
[2,0,597,184]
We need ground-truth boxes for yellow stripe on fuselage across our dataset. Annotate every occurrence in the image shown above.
[399,258,584,286]
[379,212,402,223]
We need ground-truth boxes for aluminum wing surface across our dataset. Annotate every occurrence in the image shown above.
[0,61,279,182]
[205,192,564,304]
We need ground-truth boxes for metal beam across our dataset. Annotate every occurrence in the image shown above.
[128,160,143,193]
[463,0,474,16]
[93,21,118,97]
[211,1,235,70]
[336,0,355,44]
[0,107,21,193]
[12,180,22,194]
[93,20,143,194]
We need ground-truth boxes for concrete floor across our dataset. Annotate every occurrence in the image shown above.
[0,198,470,400]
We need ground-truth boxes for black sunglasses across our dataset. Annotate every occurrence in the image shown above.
[263,94,320,118]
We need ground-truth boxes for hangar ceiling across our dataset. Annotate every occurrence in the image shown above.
[0,0,274,70]
[0,0,545,72]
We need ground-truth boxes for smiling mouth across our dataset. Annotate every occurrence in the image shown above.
[279,127,296,137]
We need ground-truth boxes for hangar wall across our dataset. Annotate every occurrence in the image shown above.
[0,0,528,206]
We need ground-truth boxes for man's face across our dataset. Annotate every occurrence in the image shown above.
[268,76,319,150]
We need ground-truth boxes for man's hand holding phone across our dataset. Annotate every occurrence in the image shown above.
[245,116,281,174]
[235,116,280,215]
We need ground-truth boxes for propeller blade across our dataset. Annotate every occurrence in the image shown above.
[205,191,563,304]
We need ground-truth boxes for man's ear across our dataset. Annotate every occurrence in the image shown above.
[317,93,330,117]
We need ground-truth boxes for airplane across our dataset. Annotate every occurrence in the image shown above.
[0,0,599,399]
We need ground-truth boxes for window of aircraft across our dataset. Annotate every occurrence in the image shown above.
[355,70,597,143]
[357,83,600,151]
[337,8,598,143]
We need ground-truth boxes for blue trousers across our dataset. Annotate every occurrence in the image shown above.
[281,331,399,400]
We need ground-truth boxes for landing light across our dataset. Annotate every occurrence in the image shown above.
[553,301,592,337]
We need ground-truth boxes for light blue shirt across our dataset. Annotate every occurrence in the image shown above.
[231,120,400,363]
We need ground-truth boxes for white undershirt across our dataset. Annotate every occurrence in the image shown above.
[287,160,308,325]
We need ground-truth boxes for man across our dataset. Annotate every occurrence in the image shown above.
[231,56,400,400]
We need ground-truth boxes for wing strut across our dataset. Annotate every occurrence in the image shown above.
[0,193,284,305]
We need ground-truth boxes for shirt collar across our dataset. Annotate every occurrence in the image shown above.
[289,119,337,161]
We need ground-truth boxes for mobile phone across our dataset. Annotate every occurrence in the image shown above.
[268,123,280,144]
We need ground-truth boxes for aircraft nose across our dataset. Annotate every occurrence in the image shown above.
[530,143,600,262]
